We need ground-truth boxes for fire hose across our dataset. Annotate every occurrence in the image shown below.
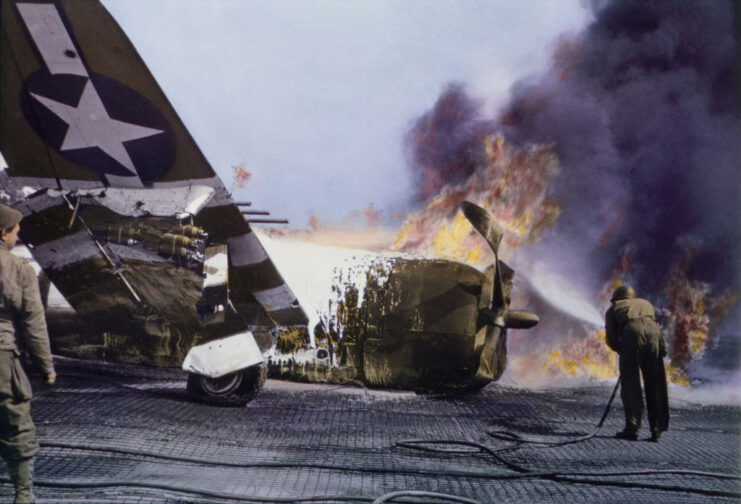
[395,378,741,499]
[32,374,740,501]
[0,473,479,504]
[486,377,621,447]
[30,435,740,501]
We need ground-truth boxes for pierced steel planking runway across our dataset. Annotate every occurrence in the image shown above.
[1,357,739,503]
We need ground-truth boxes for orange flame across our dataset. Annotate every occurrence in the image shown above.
[394,135,561,266]
[231,165,251,189]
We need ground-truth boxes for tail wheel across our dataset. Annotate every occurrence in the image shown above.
[187,363,266,406]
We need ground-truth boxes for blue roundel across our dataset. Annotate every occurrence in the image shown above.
[21,71,175,183]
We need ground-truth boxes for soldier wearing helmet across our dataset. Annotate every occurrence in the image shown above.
[605,285,669,442]
[0,203,56,503]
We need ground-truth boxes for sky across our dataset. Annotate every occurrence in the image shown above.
[100,0,592,227]
[3,0,737,385]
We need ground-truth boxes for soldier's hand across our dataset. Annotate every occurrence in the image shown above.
[44,371,56,386]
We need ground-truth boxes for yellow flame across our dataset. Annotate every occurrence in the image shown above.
[542,345,618,380]
[596,330,620,376]
[690,329,708,355]
[430,211,482,263]
[484,136,494,159]
[543,350,578,376]
[393,219,414,249]
[666,363,690,387]
[484,135,505,159]
[581,355,619,380]
[508,212,532,235]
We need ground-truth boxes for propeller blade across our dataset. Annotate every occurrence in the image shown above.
[461,201,503,256]
[461,201,507,311]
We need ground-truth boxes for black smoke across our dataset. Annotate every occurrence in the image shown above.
[405,84,494,202]
[408,0,740,297]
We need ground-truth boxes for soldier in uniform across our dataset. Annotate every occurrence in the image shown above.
[0,204,56,503]
[605,285,669,442]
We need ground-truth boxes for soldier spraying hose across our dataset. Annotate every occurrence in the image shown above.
[0,204,56,503]
[605,285,669,442]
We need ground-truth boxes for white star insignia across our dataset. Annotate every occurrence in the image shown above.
[30,80,163,174]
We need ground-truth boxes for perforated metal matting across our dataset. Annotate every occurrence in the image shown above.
[0,357,738,503]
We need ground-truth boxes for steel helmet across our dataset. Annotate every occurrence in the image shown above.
[0,204,22,230]
[611,285,636,302]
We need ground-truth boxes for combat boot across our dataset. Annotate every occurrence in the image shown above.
[7,457,35,503]
[615,429,638,441]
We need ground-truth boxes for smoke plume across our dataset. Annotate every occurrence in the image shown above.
[503,0,740,293]
[405,84,494,202]
[404,0,740,380]
[407,0,740,297]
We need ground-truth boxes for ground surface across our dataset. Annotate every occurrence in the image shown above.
[0,356,739,503]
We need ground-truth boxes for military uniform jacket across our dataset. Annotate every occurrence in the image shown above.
[0,243,54,374]
[605,297,665,355]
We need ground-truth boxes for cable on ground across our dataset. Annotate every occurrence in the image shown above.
[0,476,482,504]
[395,378,741,499]
[372,490,481,503]
[487,377,621,448]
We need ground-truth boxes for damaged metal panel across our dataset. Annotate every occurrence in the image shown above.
[2,0,309,367]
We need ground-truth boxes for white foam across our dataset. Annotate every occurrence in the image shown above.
[523,261,604,327]
[256,232,402,344]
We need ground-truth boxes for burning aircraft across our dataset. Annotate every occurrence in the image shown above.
[266,201,539,391]
[1,0,540,404]
[388,0,740,387]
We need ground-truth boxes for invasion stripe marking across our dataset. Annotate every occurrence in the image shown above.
[231,258,283,292]
[252,284,298,312]
[269,306,310,326]
[228,232,268,267]
[17,3,88,76]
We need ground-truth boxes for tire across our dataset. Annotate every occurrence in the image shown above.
[187,363,266,406]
